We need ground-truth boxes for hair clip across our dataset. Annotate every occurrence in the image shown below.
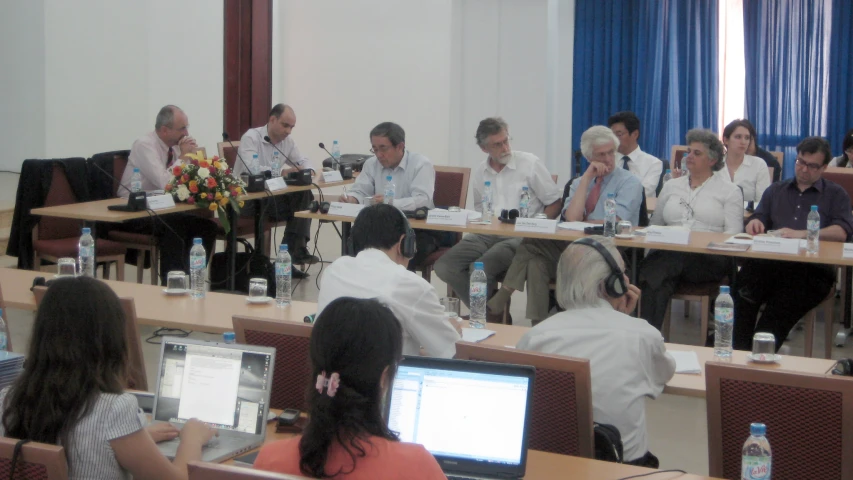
[315,371,341,397]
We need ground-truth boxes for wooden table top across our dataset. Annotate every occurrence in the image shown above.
[295,210,853,267]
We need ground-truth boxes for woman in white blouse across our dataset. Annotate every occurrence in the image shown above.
[639,129,744,331]
[828,128,853,167]
[718,119,771,203]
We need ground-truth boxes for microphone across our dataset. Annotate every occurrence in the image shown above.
[573,150,583,178]
[319,142,353,179]
[89,160,147,212]
[223,132,267,193]
[264,135,312,186]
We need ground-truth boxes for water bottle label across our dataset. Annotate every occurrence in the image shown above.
[807,219,819,230]
[276,264,291,276]
[715,307,733,324]
[190,256,205,269]
[741,457,771,479]
[470,283,486,296]
[0,332,6,351]
[80,246,94,257]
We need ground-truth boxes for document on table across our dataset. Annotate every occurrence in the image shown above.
[668,350,702,374]
[461,328,496,343]
[558,221,597,231]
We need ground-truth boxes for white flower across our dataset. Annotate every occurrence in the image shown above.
[218,161,226,170]
[224,191,230,197]
[197,167,210,179]
[176,184,190,201]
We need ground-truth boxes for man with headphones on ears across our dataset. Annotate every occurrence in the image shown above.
[517,236,675,468]
[317,204,461,359]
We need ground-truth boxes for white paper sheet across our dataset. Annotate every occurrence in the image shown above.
[668,350,702,374]
[461,328,496,343]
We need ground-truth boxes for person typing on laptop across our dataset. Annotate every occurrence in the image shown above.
[254,297,445,479]
[0,277,215,480]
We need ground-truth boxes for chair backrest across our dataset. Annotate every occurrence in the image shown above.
[670,145,689,170]
[0,437,68,480]
[217,141,240,170]
[188,461,310,479]
[233,316,313,411]
[821,171,853,209]
[706,362,853,479]
[434,166,470,209]
[38,165,82,240]
[32,287,146,391]
[770,151,784,174]
[454,342,594,458]
[112,153,130,197]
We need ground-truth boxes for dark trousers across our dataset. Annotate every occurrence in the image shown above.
[732,260,835,351]
[408,229,443,271]
[639,251,730,330]
[114,213,218,286]
[243,190,314,248]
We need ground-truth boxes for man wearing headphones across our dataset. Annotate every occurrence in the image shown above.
[517,236,674,467]
[316,204,461,359]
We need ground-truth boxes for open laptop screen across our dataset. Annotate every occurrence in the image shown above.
[153,339,273,436]
[387,357,533,470]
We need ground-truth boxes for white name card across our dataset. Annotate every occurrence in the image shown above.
[327,202,365,217]
[322,170,344,183]
[644,227,690,245]
[426,210,468,227]
[147,194,176,210]
[514,218,558,234]
[844,243,853,259]
[752,236,800,255]
[265,177,288,192]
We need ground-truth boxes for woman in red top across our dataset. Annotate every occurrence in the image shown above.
[255,297,446,479]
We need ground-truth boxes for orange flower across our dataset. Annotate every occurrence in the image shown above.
[199,160,210,168]
[206,177,217,188]
[172,166,182,176]
[181,174,189,184]
[188,180,198,194]
[164,184,173,191]
[219,197,229,207]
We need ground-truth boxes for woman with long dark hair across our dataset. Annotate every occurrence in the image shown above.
[0,277,214,479]
[829,128,853,167]
[254,297,444,479]
[718,119,771,203]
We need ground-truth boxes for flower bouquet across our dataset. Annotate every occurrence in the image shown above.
[165,151,246,233]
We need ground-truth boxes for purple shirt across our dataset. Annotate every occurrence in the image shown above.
[753,178,853,240]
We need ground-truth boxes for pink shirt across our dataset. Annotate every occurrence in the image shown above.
[120,131,181,197]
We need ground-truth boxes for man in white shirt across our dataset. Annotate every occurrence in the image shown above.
[516,236,675,467]
[317,204,461,358]
[237,104,317,266]
[339,122,442,268]
[115,105,217,285]
[434,118,561,320]
[608,111,663,198]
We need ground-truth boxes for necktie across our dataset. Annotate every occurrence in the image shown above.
[584,177,603,220]
[622,155,631,170]
[167,148,174,167]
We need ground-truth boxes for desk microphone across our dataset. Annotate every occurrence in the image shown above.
[319,142,353,179]
[573,150,583,178]
[264,135,312,186]
[223,132,267,193]
[89,160,147,212]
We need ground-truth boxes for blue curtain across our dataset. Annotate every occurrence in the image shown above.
[827,0,853,157]
[743,0,833,178]
[571,0,718,171]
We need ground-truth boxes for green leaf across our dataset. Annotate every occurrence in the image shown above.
[217,207,231,234]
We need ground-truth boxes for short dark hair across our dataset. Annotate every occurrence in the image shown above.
[843,128,853,154]
[369,122,405,147]
[607,111,641,135]
[269,103,291,118]
[299,297,403,477]
[350,204,408,255]
[797,136,833,165]
[475,117,509,146]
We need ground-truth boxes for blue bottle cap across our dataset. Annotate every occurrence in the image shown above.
[522,186,528,191]
[333,140,338,144]
[474,262,484,269]
[811,205,818,211]
[223,332,236,343]
[386,175,392,181]
[193,238,202,245]
[720,286,730,294]
[280,244,288,251]
[133,168,140,173]
[485,181,491,186]
[750,423,766,436]
[666,169,672,173]
[82,227,91,235]
[607,193,615,198]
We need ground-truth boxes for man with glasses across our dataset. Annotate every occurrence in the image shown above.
[434,117,562,322]
[732,136,853,352]
[340,122,440,268]
[608,111,662,198]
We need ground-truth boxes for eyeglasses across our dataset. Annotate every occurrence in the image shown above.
[795,158,824,171]
[487,137,512,150]
[370,145,394,154]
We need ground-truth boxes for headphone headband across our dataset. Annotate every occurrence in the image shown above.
[572,237,627,298]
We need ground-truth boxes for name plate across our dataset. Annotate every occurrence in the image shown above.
[426,210,468,227]
[844,243,853,259]
[752,236,800,255]
[147,194,176,210]
[644,227,690,245]
[265,177,288,192]
[322,170,344,183]
[514,218,558,234]
[327,202,365,217]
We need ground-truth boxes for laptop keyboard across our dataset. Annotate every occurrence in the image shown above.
[446,476,481,480]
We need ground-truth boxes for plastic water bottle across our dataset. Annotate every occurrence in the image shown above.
[714,286,734,358]
[384,176,395,205]
[251,153,260,175]
[78,227,95,278]
[469,262,488,329]
[519,186,531,218]
[482,181,493,224]
[741,423,772,480]
[0,308,7,352]
[189,238,206,299]
[681,152,688,171]
[603,193,617,237]
[663,169,673,184]
[275,244,292,307]
[130,168,142,193]
[807,205,820,254]
[332,140,341,162]
[223,332,236,344]
[271,151,281,178]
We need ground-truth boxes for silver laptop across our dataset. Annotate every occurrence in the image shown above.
[386,356,535,480]
[152,337,276,463]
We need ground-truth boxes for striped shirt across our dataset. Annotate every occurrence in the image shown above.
[0,388,143,479]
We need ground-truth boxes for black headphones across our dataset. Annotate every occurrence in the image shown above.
[404,207,429,220]
[498,209,520,224]
[832,358,853,376]
[572,237,627,298]
[347,207,417,259]
[308,200,330,214]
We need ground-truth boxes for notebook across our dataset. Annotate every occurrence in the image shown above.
[386,356,535,479]
[151,337,276,463]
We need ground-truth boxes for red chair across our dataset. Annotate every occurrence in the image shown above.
[32,164,126,280]
[454,342,594,457]
[233,316,313,411]
[0,437,68,479]
[416,166,470,287]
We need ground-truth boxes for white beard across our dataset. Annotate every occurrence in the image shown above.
[494,153,511,165]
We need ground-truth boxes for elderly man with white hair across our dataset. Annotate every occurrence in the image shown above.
[517,236,675,467]
[488,125,643,324]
